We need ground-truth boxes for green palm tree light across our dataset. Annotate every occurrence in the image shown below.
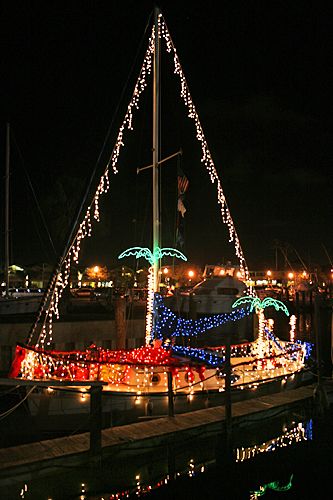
[118,246,187,265]
[118,246,187,346]
[232,296,289,316]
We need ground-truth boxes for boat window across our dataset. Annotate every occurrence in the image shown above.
[217,288,239,295]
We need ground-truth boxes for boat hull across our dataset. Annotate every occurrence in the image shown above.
[25,369,312,433]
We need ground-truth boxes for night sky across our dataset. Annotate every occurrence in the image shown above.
[1,0,332,273]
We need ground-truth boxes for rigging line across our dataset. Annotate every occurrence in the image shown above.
[321,243,333,267]
[161,16,249,279]
[0,385,36,420]
[61,10,155,266]
[292,246,308,271]
[278,245,294,272]
[28,15,154,343]
[10,128,58,258]
[0,385,20,397]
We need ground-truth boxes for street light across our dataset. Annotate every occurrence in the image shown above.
[267,270,272,287]
[93,265,100,287]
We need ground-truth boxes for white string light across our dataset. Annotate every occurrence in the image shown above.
[33,14,250,346]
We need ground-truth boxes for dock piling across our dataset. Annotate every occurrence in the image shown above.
[167,371,174,417]
[89,385,103,456]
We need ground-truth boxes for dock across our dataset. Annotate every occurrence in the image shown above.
[0,380,332,480]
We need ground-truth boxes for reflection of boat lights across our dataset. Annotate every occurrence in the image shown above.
[80,482,86,500]
[235,422,310,462]
[47,387,53,393]
[135,396,142,405]
[20,484,28,498]
[104,421,310,499]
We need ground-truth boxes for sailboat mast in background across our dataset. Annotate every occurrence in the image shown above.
[4,122,10,298]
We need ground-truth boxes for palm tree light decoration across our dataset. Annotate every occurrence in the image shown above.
[232,296,289,361]
[119,246,187,345]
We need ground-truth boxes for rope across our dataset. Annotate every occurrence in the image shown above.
[0,386,36,421]
[0,385,20,397]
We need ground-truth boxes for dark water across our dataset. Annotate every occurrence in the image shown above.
[1,400,332,500]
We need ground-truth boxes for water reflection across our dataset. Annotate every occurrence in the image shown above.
[249,474,293,499]
[297,312,313,341]
[3,411,314,500]
[235,420,312,462]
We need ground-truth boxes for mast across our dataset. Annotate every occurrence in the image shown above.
[4,123,10,298]
[152,6,160,293]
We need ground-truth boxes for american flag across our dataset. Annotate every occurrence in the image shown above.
[178,171,189,195]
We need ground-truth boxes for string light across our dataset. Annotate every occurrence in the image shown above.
[145,267,155,345]
[59,418,310,499]
[119,249,187,345]
[289,315,296,342]
[119,246,187,265]
[29,12,252,347]
[14,13,311,400]
[152,293,251,340]
[232,296,290,316]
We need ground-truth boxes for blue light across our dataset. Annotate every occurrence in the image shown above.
[171,345,224,367]
[152,293,252,340]
[297,340,313,360]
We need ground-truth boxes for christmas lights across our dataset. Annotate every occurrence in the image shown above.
[119,246,187,265]
[152,293,251,340]
[29,12,253,347]
[118,248,187,345]
[232,296,289,316]
[249,475,293,497]
[289,314,296,342]
[14,13,310,400]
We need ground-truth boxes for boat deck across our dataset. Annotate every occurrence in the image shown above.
[0,380,332,478]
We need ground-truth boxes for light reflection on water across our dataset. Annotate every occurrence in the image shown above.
[1,409,317,500]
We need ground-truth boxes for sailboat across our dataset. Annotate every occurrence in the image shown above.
[7,9,311,428]
[0,123,44,316]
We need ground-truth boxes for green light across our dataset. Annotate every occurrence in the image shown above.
[232,296,289,316]
[118,246,187,265]
[250,474,293,496]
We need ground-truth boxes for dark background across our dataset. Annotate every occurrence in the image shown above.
[1,0,331,272]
